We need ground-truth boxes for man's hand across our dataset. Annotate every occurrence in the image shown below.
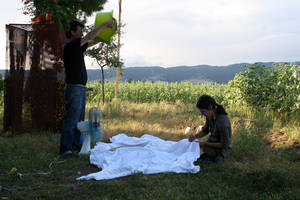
[81,18,115,46]
[104,18,115,29]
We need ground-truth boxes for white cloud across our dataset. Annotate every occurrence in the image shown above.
[2,0,300,69]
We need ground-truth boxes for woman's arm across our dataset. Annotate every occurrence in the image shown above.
[188,129,208,142]
[188,119,209,142]
[199,141,223,148]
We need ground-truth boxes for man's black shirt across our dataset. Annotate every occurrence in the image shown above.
[63,38,89,85]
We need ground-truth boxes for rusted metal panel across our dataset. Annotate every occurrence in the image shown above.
[4,24,66,133]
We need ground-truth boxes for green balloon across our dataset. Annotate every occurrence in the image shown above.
[94,11,117,44]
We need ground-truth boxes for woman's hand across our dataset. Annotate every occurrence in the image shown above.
[188,134,196,142]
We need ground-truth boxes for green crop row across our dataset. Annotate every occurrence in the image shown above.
[86,62,299,121]
[86,81,227,105]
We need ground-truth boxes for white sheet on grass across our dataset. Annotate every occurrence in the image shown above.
[77,133,200,180]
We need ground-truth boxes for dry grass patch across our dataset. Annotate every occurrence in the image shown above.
[98,101,204,141]
[265,131,300,150]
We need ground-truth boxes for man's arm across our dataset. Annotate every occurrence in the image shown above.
[87,40,99,48]
[80,18,115,47]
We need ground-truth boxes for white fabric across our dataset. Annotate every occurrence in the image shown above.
[77,134,200,180]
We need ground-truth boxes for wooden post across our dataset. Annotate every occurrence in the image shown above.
[115,0,122,99]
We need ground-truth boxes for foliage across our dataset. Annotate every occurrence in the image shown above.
[86,81,227,104]
[85,36,123,103]
[22,0,107,28]
[0,73,3,95]
[85,37,123,70]
[227,63,300,119]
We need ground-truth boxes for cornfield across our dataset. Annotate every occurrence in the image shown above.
[86,81,227,104]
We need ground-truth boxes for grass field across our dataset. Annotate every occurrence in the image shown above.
[0,100,299,199]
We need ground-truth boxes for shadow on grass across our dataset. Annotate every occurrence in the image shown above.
[1,131,300,199]
[1,102,299,199]
[2,155,300,199]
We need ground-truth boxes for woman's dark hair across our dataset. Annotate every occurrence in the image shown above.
[65,20,84,38]
[196,94,227,115]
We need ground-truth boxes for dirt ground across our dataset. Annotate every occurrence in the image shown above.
[265,131,300,150]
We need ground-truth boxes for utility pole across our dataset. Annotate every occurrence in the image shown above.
[115,0,122,99]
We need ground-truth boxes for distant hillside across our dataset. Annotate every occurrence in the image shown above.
[1,62,299,83]
[87,62,299,83]
[88,64,245,83]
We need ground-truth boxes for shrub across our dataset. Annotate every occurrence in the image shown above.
[227,63,300,120]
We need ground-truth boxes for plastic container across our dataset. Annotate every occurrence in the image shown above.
[94,11,117,44]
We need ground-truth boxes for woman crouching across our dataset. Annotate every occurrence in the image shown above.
[189,95,232,164]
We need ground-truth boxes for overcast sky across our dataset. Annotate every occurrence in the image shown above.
[1,0,300,69]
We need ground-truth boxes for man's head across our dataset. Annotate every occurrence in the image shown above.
[66,20,84,39]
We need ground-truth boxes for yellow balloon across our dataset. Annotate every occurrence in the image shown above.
[94,11,117,44]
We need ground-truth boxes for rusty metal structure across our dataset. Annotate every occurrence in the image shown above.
[4,24,67,133]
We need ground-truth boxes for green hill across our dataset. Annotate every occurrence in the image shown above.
[1,62,298,83]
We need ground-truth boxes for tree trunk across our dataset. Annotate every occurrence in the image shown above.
[115,0,122,99]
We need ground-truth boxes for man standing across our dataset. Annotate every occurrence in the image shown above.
[60,19,115,156]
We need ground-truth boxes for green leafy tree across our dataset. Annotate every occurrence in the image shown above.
[85,37,123,104]
[227,63,300,120]
[22,0,107,28]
